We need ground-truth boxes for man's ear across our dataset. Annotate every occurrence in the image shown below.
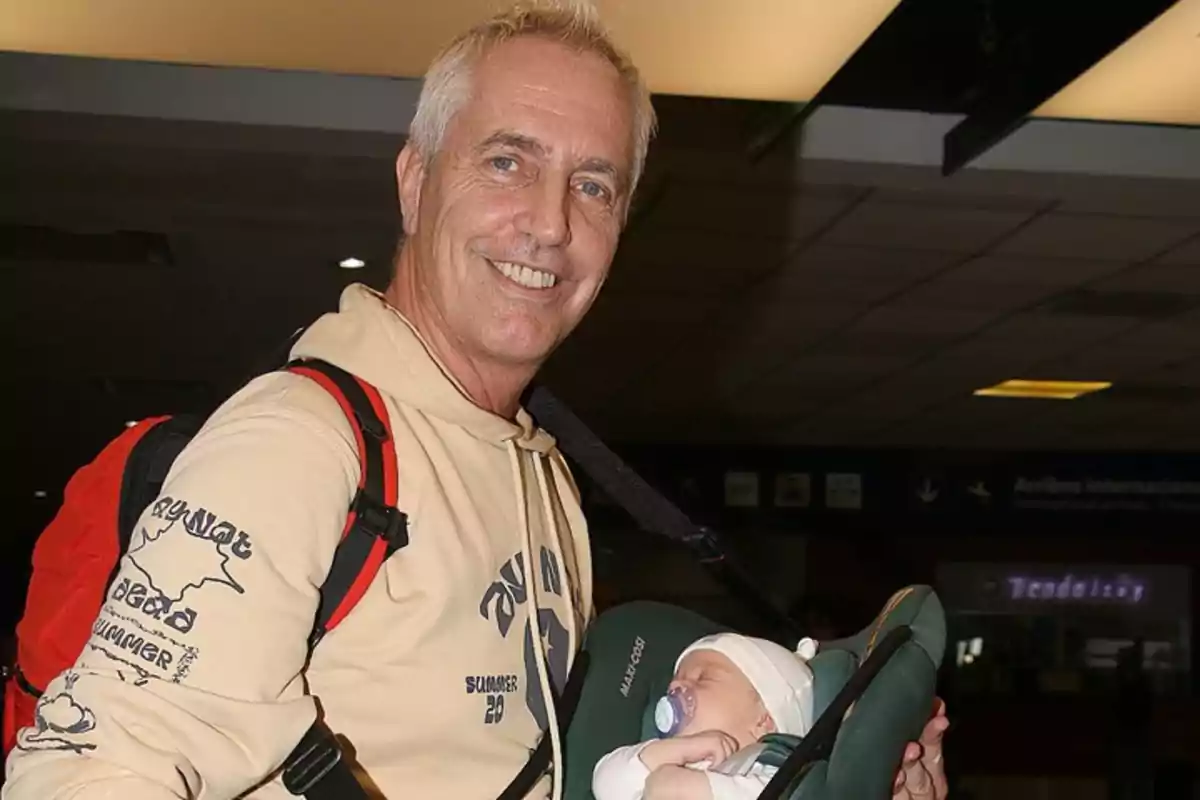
[396,143,425,237]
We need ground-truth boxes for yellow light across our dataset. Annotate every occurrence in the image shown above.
[1036,0,1200,126]
[0,0,904,103]
[973,380,1113,400]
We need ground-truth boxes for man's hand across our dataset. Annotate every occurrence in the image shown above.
[892,698,950,800]
[643,765,713,800]
[639,730,739,771]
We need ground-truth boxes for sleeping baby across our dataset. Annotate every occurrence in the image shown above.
[593,632,818,800]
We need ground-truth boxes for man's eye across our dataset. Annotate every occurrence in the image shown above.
[490,156,518,172]
[578,180,609,200]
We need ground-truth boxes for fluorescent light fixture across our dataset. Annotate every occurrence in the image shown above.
[338,257,366,270]
[0,0,904,103]
[1035,0,1200,125]
[973,379,1112,400]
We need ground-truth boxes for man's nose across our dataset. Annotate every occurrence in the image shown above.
[518,178,571,248]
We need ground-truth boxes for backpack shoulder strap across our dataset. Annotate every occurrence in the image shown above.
[277,358,409,800]
[114,414,205,589]
[284,358,409,646]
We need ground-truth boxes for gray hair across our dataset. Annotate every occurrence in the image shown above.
[408,1,656,194]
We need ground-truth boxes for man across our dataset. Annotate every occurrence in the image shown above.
[3,3,948,798]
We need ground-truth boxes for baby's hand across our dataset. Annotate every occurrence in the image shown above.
[640,730,739,770]
[644,765,713,800]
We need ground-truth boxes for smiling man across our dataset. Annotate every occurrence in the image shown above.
[3,4,947,800]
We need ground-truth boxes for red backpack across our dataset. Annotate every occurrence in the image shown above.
[2,358,411,798]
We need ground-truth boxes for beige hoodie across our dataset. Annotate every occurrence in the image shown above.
[3,284,593,800]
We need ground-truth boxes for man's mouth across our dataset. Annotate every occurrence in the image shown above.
[489,259,559,290]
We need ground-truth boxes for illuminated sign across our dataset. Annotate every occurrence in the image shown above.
[1005,573,1146,605]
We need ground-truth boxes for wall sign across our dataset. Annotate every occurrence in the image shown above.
[936,563,1191,621]
[1004,572,1147,605]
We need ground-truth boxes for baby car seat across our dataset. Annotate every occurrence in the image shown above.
[562,585,946,800]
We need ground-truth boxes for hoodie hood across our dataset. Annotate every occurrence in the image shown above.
[290,283,557,453]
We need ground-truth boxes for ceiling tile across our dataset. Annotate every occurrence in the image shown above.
[993,213,1199,262]
[607,229,799,294]
[944,254,1128,286]
[868,186,1049,213]
[853,306,997,336]
[1055,181,1200,219]
[820,329,952,358]
[1092,265,1200,295]
[982,311,1136,345]
[1034,347,1170,382]
[647,183,856,240]
[1156,234,1200,266]
[889,278,1056,312]
[822,201,1033,253]
[1114,320,1200,356]
[781,243,961,282]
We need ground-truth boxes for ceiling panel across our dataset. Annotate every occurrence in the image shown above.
[1156,235,1200,266]
[993,213,1200,262]
[1034,346,1178,383]
[1091,264,1200,295]
[740,353,913,418]
[604,229,799,295]
[852,306,998,337]
[981,311,1136,347]
[773,243,959,293]
[942,254,1129,287]
[1112,319,1200,357]
[1055,183,1200,219]
[820,201,1034,253]
[646,183,858,240]
[887,277,1056,313]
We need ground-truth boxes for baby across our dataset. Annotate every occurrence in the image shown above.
[593,633,818,800]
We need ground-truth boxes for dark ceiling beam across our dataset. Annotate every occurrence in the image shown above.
[0,51,421,135]
[942,0,1180,176]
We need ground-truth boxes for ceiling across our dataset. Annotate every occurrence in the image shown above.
[2,0,1199,125]
[4,95,1200,489]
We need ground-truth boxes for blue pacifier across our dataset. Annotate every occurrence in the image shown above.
[654,686,695,737]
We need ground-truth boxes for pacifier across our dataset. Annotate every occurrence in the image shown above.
[654,685,696,737]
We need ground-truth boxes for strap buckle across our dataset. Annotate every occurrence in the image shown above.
[282,723,344,796]
[682,527,725,564]
[351,490,409,550]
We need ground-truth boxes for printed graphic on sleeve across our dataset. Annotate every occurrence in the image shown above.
[86,605,200,684]
[18,673,98,755]
[127,496,254,608]
[477,547,570,730]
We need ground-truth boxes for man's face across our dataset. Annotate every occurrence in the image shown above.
[398,36,634,370]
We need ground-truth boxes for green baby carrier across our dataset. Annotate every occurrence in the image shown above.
[529,392,948,800]
[562,587,946,800]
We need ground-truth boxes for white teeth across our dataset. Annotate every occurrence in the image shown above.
[493,260,558,290]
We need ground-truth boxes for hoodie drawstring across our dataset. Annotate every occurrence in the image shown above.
[507,442,566,800]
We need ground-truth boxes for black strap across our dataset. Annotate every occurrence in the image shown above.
[281,721,364,798]
[112,414,204,593]
[525,385,801,641]
[758,626,914,800]
[275,358,410,800]
[12,664,43,700]
[286,358,410,649]
[496,650,592,800]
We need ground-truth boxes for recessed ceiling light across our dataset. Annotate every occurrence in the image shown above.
[973,380,1112,400]
[33,490,48,499]
[338,257,366,270]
